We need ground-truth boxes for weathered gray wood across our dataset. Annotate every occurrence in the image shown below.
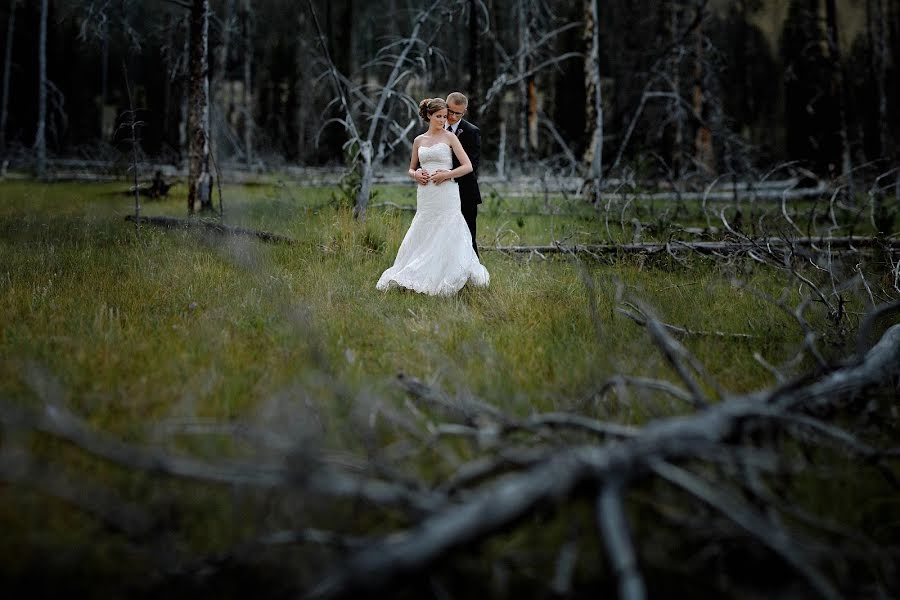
[485,236,900,255]
[187,0,212,214]
[124,214,296,244]
[307,324,900,599]
[35,0,48,178]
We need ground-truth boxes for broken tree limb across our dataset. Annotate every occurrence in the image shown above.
[650,460,840,600]
[0,402,445,515]
[124,214,296,244]
[615,305,759,339]
[597,482,647,600]
[306,323,900,599]
[396,373,509,426]
[484,236,900,256]
[369,201,415,212]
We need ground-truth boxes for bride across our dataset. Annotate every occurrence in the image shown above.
[376,98,490,296]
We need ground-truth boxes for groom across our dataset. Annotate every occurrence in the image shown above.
[445,92,482,256]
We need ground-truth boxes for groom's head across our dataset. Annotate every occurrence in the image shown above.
[446,92,468,126]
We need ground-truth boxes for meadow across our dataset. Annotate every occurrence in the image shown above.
[0,178,895,597]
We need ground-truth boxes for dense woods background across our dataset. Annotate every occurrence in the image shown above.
[1,0,898,179]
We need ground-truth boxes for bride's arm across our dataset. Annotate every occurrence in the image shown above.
[434,136,472,184]
[408,138,429,185]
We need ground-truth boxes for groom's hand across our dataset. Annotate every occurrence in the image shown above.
[415,168,431,185]
[432,170,451,185]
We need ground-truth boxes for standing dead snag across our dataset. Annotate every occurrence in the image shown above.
[0,0,17,155]
[240,0,254,170]
[584,0,603,205]
[307,0,444,221]
[824,0,854,200]
[121,66,144,232]
[34,0,48,178]
[187,0,212,214]
[692,1,714,173]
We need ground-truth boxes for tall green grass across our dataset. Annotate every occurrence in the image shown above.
[0,180,813,431]
[0,179,887,596]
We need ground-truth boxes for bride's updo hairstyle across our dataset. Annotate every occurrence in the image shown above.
[418,97,447,122]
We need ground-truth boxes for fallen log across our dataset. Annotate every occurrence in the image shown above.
[485,236,900,256]
[309,323,900,599]
[124,214,296,245]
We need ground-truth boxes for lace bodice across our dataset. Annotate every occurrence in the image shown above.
[418,142,452,172]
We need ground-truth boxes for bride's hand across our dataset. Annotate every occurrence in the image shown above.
[415,169,431,185]
[432,170,451,185]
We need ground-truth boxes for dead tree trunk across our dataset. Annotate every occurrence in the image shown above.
[211,0,235,162]
[692,2,715,173]
[0,0,16,155]
[584,0,603,204]
[241,0,254,170]
[517,0,531,163]
[35,0,48,178]
[669,2,685,176]
[179,17,189,166]
[99,21,108,140]
[187,0,212,214]
[295,12,307,163]
[824,0,854,198]
[869,0,889,157]
[353,0,442,220]
[161,9,174,150]
[467,0,481,122]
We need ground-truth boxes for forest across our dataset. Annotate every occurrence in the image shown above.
[1,0,897,182]
[1,0,899,598]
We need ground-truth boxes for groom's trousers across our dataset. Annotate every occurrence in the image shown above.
[462,202,479,257]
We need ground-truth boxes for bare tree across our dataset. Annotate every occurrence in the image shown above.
[605,1,710,177]
[585,0,602,204]
[78,1,143,142]
[35,0,48,178]
[121,67,143,232]
[210,0,235,162]
[307,0,446,220]
[0,0,17,155]
[240,0,254,169]
[665,1,686,176]
[478,3,581,176]
[824,0,854,198]
[867,0,890,158]
[517,0,531,162]
[692,0,714,173]
[187,0,212,214]
[466,0,483,121]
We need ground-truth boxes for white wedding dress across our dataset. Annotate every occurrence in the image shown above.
[376,142,489,296]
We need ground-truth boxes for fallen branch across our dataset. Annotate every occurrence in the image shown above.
[369,201,415,212]
[616,305,759,339]
[124,214,296,245]
[307,324,900,598]
[485,236,900,256]
[0,402,443,515]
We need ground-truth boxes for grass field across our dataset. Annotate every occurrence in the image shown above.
[0,180,813,424]
[0,178,894,597]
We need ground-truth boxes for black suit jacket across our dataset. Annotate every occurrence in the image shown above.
[450,119,482,206]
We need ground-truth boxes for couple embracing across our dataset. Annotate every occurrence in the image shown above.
[376,92,489,296]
